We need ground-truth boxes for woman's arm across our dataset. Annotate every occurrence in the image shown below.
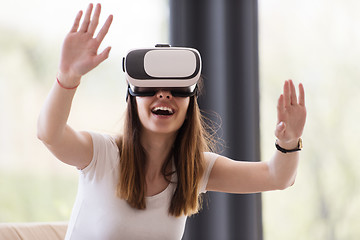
[206,80,306,193]
[37,4,113,169]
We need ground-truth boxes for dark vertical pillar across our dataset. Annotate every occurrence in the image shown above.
[170,0,262,239]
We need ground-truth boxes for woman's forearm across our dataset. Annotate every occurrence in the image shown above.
[37,75,79,145]
[267,142,300,190]
[268,80,306,190]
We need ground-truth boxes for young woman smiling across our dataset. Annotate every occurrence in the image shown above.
[37,3,306,240]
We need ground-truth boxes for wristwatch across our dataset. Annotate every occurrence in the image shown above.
[275,138,302,153]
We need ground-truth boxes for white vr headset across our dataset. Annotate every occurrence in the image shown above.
[123,44,202,98]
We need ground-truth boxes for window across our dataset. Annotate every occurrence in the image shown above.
[0,0,168,222]
[259,0,360,239]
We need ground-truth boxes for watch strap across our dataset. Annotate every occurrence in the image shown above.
[275,138,302,153]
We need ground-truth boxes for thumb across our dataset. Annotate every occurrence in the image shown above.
[94,46,111,66]
[275,121,286,138]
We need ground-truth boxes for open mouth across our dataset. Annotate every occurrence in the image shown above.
[151,106,174,116]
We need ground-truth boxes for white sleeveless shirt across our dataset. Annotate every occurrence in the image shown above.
[65,132,218,240]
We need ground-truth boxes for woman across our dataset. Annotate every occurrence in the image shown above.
[37,3,306,240]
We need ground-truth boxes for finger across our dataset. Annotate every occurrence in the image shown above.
[298,83,305,106]
[70,11,83,33]
[88,3,101,35]
[79,3,93,32]
[277,94,284,110]
[289,79,298,105]
[283,80,291,108]
[277,94,285,122]
[96,14,113,43]
[93,47,112,66]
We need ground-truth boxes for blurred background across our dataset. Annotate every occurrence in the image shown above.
[1,0,359,239]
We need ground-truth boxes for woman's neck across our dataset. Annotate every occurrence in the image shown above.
[140,130,176,180]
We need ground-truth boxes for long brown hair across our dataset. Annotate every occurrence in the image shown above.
[116,90,213,217]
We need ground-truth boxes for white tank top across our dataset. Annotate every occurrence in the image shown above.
[65,132,218,240]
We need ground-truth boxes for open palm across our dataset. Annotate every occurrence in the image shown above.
[59,3,113,84]
[275,80,307,144]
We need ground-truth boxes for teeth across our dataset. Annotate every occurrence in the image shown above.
[152,106,174,114]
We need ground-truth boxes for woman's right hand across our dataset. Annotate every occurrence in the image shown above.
[58,3,113,88]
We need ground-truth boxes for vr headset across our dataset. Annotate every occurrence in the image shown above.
[122,44,202,99]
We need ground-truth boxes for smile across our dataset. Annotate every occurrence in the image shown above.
[151,106,174,116]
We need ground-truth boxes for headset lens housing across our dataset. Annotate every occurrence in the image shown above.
[123,45,202,99]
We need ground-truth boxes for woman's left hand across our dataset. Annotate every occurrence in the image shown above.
[275,80,307,149]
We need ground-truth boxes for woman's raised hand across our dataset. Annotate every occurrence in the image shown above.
[58,3,113,87]
[275,80,307,149]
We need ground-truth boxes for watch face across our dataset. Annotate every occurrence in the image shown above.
[298,138,303,149]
